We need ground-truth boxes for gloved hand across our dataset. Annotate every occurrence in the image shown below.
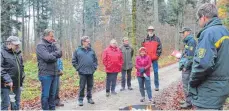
[179,65,183,71]
[139,68,145,74]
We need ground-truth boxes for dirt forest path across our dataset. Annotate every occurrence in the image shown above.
[57,63,181,110]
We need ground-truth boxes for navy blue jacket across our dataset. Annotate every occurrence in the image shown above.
[72,46,98,75]
[179,34,196,71]
[189,17,229,109]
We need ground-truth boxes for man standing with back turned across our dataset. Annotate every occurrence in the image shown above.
[189,3,229,110]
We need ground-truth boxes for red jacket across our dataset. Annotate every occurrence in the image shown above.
[142,35,162,61]
[135,55,151,76]
[102,46,123,73]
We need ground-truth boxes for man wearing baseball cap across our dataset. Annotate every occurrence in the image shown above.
[142,26,162,91]
[1,36,25,110]
[178,27,196,109]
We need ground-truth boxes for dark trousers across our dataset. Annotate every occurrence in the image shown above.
[137,77,152,99]
[121,69,132,88]
[152,60,159,88]
[78,74,94,101]
[106,73,118,93]
[39,75,58,110]
[182,70,192,105]
[1,87,21,110]
[55,76,60,104]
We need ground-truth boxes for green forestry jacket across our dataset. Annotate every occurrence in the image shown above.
[189,17,229,109]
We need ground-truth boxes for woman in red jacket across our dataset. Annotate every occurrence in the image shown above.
[135,47,153,102]
[102,39,123,97]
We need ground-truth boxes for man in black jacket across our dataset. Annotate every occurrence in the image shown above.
[36,29,62,110]
[1,36,25,110]
[72,36,98,106]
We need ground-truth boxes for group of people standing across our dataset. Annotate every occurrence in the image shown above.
[1,3,229,110]
[72,25,162,106]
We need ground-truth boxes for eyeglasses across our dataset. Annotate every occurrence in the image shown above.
[84,40,90,43]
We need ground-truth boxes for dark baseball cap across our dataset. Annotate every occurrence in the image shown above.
[179,27,192,33]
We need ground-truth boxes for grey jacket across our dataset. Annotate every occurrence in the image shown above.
[1,45,25,88]
[72,46,98,75]
[36,38,62,76]
[120,44,134,70]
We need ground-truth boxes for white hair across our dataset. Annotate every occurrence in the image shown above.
[110,39,117,45]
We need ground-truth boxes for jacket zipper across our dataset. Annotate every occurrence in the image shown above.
[13,52,20,88]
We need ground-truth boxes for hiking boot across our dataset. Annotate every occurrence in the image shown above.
[106,93,110,97]
[140,97,145,102]
[149,99,155,104]
[88,99,95,104]
[78,100,83,106]
[155,88,159,91]
[56,102,64,107]
[111,91,117,95]
[128,87,133,90]
[179,100,186,104]
[120,88,125,91]
[180,102,192,109]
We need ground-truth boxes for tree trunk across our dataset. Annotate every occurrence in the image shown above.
[154,0,159,24]
[22,0,25,53]
[28,0,31,53]
[33,0,37,44]
[132,0,137,55]
[82,0,85,36]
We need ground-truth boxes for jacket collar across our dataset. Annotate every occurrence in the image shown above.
[109,45,118,51]
[2,45,21,55]
[183,34,193,44]
[78,46,92,51]
[42,38,52,45]
[197,17,222,38]
[147,34,156,38]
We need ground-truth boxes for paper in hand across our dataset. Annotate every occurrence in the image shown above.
[171,50,182,59]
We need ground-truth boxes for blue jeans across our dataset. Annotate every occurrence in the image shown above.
[39,75,58,110]
[1,87,21,110]
[137,77,152,99]
[152,60,159,88]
